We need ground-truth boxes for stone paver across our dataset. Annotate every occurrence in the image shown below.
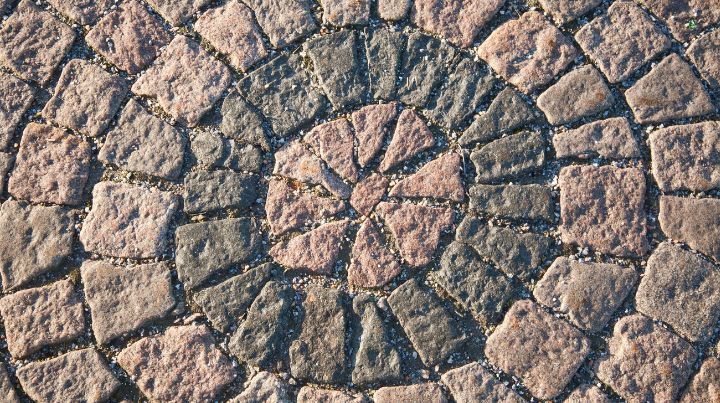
[266,178,345,236]
[273,140,350,198]
[0,71,34,150]
[321,0,369,26]
[539,0,601,24]
[184,170,258,214]
[596,314,698,402]
[350,173,388,216]
[641,0,720,42]
[0,280,85,358]
[365,29,405,100]
[304,118,359,182]
[477,11,576,93]
[537,65,614,126]
[191,131,263,172]
[564,385,612,403]
[231,372,291,403]
[146,0,211,25]
[441,362,525,403]
[80,182,180,259]
[0,152,11,194]
[99,99,186,180]
[118,324,236,402]
[553,117,640,160]
[8,123,91,206]
[220,92,271,150]
[132,35,232,127]
[16,348,120,403]
[459,88,536,146]
[485,300,590,400]
[86,0,171,74]
[298,387,366,403]
[559,165,648,257]
[243,0,317,47]
[575,1,671,83]
[348,220,402,288]
[43,59,128,137]
[659,196,720,260]
[680,357,720,403]
[471,131,546,183]
[377,0,409,21]
[352,295,402,385]
[379,109,435,173]
[374,383,447,403]
[469,184,553,222]
[397,32,458,106]
[81,260,176,344]
[687,30,720,89]
[46,0,114,25]
[389,153,464,202]
[351,103,398,167]
[0,363,19,402]
[412,0,504,47]
[269,220,350,274]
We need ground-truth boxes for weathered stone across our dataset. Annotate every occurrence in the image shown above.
[196,263,273,333]
[350,173,388,216]
[575,1,671,83]
[469,184,553,222]
[441,362,525,403]
[374,383,447,403]
[99,99,186,180]
[435,242,518,327]
[269,220,350,275]
[132,35,232,127]
[377,0,410,21]
[564,385,612,403]
[538,65,614,126]
[17,348,120,403]
[290,286,348,383]
[389,153,464,202]
[242,0,317,47]
[596,314,698,402]
[413,0,504,47]
[0,0,75,84]
[86,0,171,74]
[485,300,590,400]
[220,92,270,150]
[348,220,402,288]
[321,0,369,26]
[456,217,553,280]
[365,29,405,100]
[478,11,576,93]
[46,0,113,25]
[659,196,720,260]
[304,118,359,182]
[641,0,720,42]
[352,294,402,385]
[146,0,211,25]
[195,1,267,72]
[376,202,454,267]
[637,242,720,343]
[459,88,536,146]
[81,261,175,344]
[351,103,398,167]
[184,170,258,214]
[229,281,293,368]
[175,218,262,289]
[0,363,19,403]
[0,152,11,194]
[80,182,179,259]
[539,0,602,24]
[231,372,291,403]
[379,110,435,172]
[43,59,128,137]
[191,131,263,172]
[680,357,720,403]
[0,71,34,150]
[273,140,350,198]
[0,201,75,291]
[298,387,366,403]
[8,123,91,206]
[471,131,546,183]
[0,280,85,358]
[559,165,648,257]
[554,117,640,160]
[687,30,720,89]
[626,54,714,124]
[266,179,345,236]
[534,257,637,332]
[118,324,236,402]
[388,278,467,367]
[397,32,458,106]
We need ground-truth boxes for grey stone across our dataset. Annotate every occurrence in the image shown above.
[441,362,525,403]
[659,196,720,261]
[220,92,270,150]
[365,28,405,100]
[471,131,546,183]
[242,0,317,47]
[469,184,553,222]
[0,152,11,194]
[397,32,458,107]
[0,71,35,150]
[459,88,536,146]
[184,170,258,214]
[231,371,291,403]
[351,294,402,386]
[553,117,640,160]
[191,131,263,172]
[537,65,614,126]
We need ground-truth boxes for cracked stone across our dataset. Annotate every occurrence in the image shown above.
[243,0,317,47]
[184,170,258,214]
[351,103,398,167]
[348,220,402,288]
[412,0,504,47]
[269,220,350,275]
[553,117,640,160]
[231,372,291,403]
[471,131,546,183]
[374,383,447,403]
[191,131,263,172]
[680,357,720,403]
[564,385,612,403]
[365,29,405,100]
[145,0,211,25]
[304,118,359,182]
[441,362,525,403]
[298,387,366,403]
[266,178,345,236]
[321,0,369,26]
[379,109,435,173]
[273,140,351,199]
[397,32,458,106]
[539,0,602,24]
[46,0,113,25]
[459,88,536,146]
[220,92,270,150]
[537,65,614,126]
[350,174,388,217]
[659,196,720,260]
[377,0,410,21]
[469,184,553,222]
[306,31,367,109]
[352,294,402,385]
[641,0,720,42]
[0,71,35,150]
[389,153,464,202]
[687,30,720,89]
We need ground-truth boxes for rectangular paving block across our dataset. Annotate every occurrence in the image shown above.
[397,32,458,107]
[183,170,258,214]
[365,28,405,100]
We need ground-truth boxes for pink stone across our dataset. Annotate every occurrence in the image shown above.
[265,178,345,236]
[412,0,505,47]
[350,173,388,216]
[389,153,464,202]
[379,110,435,172]
[304,118,359,183]
[269,220,350,274]
[374,384,448,403]
[274,140,351,199]
[321,0,370,26]
[351,102,398,168]
[348,220,402,288]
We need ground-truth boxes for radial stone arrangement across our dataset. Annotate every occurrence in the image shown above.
[1,0,720,401]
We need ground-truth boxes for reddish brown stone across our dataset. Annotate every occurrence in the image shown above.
[687,30,720,89]
[46,0,114,25]
[269,220,350,274]
[298,387,366,403]
[379,110,435,172]
[412,0,504,47]
[441,362,525,403]
[305,118,359,183]
[274,140,351,199]
[348,220,402,288]
[553,117,640,160]
[0,363,19,402]
[8,123,91,206]
[0,71,35,150]
[350,173,388,216]
[680,357,720,403]
[322,0,370,26]
[266,178,345,236]
[351,103,398,168]
[146,0,211,25]
[564,385,611,403]
[642,0,720,42]
[537,65,614,125]
[389,153,464,202]
[659,196,720,260]
[243,0,317,47]
[378,0,410,21]
[374,383,447,403]
[539,0,601,24]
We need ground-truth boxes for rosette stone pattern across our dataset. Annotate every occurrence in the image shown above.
[0,0,718,401]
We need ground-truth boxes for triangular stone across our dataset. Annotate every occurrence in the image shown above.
[348,220,401,288]
[379,110,435,172]
[389,153,464,202]
[273,140,351,199]
[304,118,359,183]
[269,220,350,275]
[351,103,398,167]
[350,173,388,216]
[459,88,536,146]
[265,178,345,236]
[351,294,402,386]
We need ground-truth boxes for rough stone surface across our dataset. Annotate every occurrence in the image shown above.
[231,372,291,403]
[146,0,211,25]
[16,348,120,403]
[175,218,262,289]
[459,88,536,146]
[374,383,448,403]
[377,0,410,21]
[680,357,720,403]
[537,65,614,125]
[0,71,34,150]
[86,0,171,74]
[8,123,91,206]
[304,118,358,182]
[554,117,640,160]
[269,220,350,274]
[397,32,458,106]
[687,30,720,89]
[266,179,345,236]
[625,54,714,124]
[365,29,405,100]
[564,385,612,403]
[351,103,398,167]
[596,314,698,402]
[43,59,128,137]
[575,1,671,83]
[46,0,113,25]
[469,184,553,222]
[389,153,464,202]
[132,35,232,127]
[80,182,179,259]
[0,280,85,358]
[534,257,637,332]
[0,201,75,291]
[441,362,525,403]
[0,152,11,193]
[412,0,504,47]
[379,109,435,172]
[641,0,720,42]
[471,131,546,183]
[118,324,236,402]
[99,99,186,180]
[350,173,388,216]
[220,92,270,150]
[184,170,258,214]
[297,387,366,403]
[81,260,176,344]
[0,0,76,84]
[539,0,601,24]
[191,131,263,172]
[273,140,350,198]
[485,300,590,400]
[321,0,369,26]
[352,295,402,385]
[348,220,402,288]
[388,279,467,367]
[659,196,720,261]
[243,0,317,47]
[0,363,19,403]
[559,165,648,257]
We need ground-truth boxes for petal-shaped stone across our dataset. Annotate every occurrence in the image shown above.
[389,153,464,202]
[304,118,359,182]
[266,178,345,236]
[270,220,351,274]
[351,103,398,167]
[273,140,351,199]
[350,173,388,216]
[348,220,402,288]
[379,110,435,172]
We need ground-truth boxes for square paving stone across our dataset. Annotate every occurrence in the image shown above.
[8,123,91,206]
[687,30,720,89]
[537,65,614,126]
[81,260,177,344]
[86,0,172,74]
[0,152,11,194]
[469,184,554,222]
[132,35,232,127]
[553,117,640,160]
[485,299,590,400]
[413,0,503,48]
[374,383,447,403]
[477,11,576,93]
[365,28,405,100]
[0,0,76,84]
[42,59,128,137]
[680,357,720,403]
[184,170,258,214]
[79,181,180,259]
[471,131,546,183]
[195,1,267,72]
[578,1,671,84]
[0,200,75,291]
[46,0,113,25]
[659,196,720,261]
[243,0,317,47]
[641,0,720,42]
[146,0,211,25]
[99,99,186,180]
[559,165,648,257]
[596,314,698,402]
[534,257,637,332]
[321,0,370,26]
[0,71,35,150]
[539,0,601,24]
[0,279,85,358]
[441,362,525,403]
[397,32,458,107]
[16,348,120,403]
[118,324,236,402]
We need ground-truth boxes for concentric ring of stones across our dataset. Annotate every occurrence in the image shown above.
[0,0,719,401]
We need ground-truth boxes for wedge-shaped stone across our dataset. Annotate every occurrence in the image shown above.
[269,220,350,274]
[352,294,402,385]
[348,220,401,288]
[553,117,640,160]
[0,71,34,150]
[537,65,614,126]
[441,362,525,403]
[304,118,359,182]
[412,0,504,47]
[397,32,458,106]
[184,171,258,214]
[469,184,553,222]
[379,110,435,172]
[266,179,345,236]
[659,196,720,260]
[471,131,545,183]
[350,173,388,216]
[365,29,405,100]
[351,103,398,167]
[389,153,464,202]
[273,140,351,199]
[459,88,536,146]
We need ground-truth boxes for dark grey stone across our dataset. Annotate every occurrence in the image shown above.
[459,88,536,147]
[220,92,270,150]
[351,294,402,386]
[191,131,262,173]
[397,32,458,107]
[471,131,546,183]
[469,184,554,222]
[183,170,258,214]
[365,28,405,100]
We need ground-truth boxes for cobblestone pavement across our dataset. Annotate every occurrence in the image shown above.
[0,0,719,401]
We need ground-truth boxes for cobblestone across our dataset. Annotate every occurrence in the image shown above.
[459,88,536,146]
[220,92,270,150]
[365,29,404,100]
[352,294,402,385]
[348,220,401,288]
[270,220,350,274]
[243,0,317,47]
[298,387,366,403]
[231,372,291,403]
[397,32,458,106]
[350,173,387,216]
[184,170,258,214]
[469,184,553,222]
[539,0,601,24]
[0,71,34,150]
[304,118,358,182]
[659,196,720,260]
[564,385,611,403]
[412,0,504,47]
[321,0,369,26]
[0,363,18,402]
[46,0,113,25]
[553,117,640,160]
[374,383,447,403]
[0,153,10,194]
[379,109,435,172]
[687,30,720,89]
[471,131,546,183]
[191,131,262,172]
[146,0,211,25]
[388,152,464,202]
[680,357,720,403]
[351,103,397,167]
[441,362,524,403]
[537,65,614,126]
[641,0,720,42]
[266,178,345,236]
